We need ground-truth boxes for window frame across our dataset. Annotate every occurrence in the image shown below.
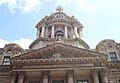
[29,81,40,83]
[2,56,10,65]
[109,52,118,61]
[52,80,64,83]
[76,80,88,83]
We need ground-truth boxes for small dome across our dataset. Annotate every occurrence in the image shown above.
[56,6,63,12]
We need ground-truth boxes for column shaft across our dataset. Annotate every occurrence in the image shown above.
[42,71,49,83]
[101,68,108,83]
[10,72,16,83]
[18,72,25,83]
[18,79,24,83]
[36,29,40,38]
[41,26,45,38]
[68,75,74,83]
[67,70,74,83]
[79,29,83,39]
[43,76,48,83]
[102,76,108,83]
[64,26,68,38]
[92,69,99,83]
[74,26,79,38]
[51,25,54,38]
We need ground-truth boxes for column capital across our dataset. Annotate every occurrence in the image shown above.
[18,71,25,79]
[42,70,49,77]
[11,71,17,79]
[91,69,99,76]
[66,70,74,75]
[100,68,107,76]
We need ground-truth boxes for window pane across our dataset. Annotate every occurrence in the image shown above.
[2,56,10,65]
[109,52,118,61]
[77,80,88,83]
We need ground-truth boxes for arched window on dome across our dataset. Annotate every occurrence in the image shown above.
[55,30,64,41]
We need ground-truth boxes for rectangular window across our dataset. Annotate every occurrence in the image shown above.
[77,80,88,83]
[109,52,118,61]
[29,81,40,83]
[2,56,10,65]
[52,80,64,83]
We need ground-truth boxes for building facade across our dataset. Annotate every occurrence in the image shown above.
[0,7,120,83]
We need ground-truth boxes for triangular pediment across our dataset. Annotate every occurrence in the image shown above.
[11,43,107,61]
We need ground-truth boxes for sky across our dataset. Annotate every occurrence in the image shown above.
[0,0,120,49]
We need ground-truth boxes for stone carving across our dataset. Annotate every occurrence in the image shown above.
[52,53,61,58]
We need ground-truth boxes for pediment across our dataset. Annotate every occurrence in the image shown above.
[11,43,107,61]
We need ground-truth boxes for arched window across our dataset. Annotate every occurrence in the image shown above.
[55,30,64,40]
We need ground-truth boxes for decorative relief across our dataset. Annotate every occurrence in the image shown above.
[52,53,61,59]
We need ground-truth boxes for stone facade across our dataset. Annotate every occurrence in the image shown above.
[0,7,120,83]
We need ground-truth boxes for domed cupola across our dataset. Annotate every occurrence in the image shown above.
[29,7,89,49]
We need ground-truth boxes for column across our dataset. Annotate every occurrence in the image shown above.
[79,29,83,39]
[51,25,55,38]
[36,28,40,38]
[100,68,108,83]
[18,72,25,83]
[67,70,74,83]
[10,72,16,83]
[74,26,79,38]
[91,69,99,83]
[42,71,49,83]
[41,25,45,38]
[64,25,68,38]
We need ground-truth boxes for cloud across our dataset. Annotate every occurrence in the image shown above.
[75,0,96,16]
[0,38,33,49]
[45,0,72,5]
[0,0,41,13]
[0,39,11,48]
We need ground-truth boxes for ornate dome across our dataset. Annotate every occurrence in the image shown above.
[30,7,89,49]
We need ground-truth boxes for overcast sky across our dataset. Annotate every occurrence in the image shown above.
[0,0,120,49]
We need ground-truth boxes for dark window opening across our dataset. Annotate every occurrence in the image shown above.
[55,30,64,40]
[29,81,40,83]
[52,80,64,83]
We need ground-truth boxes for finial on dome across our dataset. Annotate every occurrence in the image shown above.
[56,6,63,12]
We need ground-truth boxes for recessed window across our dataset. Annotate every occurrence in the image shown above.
[52,80,64,83]
[55,30,64,40]
[2,56,10,65]
[77,80,88,83]
[109,52,118,61]
[29,81,40,83]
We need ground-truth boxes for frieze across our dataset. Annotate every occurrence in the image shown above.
[12,57,106,66]
[0,65,11,72]
[22,63,95,69]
